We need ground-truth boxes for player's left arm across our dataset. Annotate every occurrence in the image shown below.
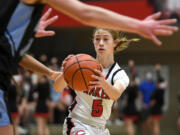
[105,81,127,101]
[90,69,129,101]
[19,54,61,80]
[21,0,46,4]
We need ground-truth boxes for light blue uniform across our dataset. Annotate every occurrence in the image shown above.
[0,89,10,126]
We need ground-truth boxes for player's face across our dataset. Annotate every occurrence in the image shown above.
[93,29,116,56]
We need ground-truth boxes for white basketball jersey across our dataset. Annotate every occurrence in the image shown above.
[68,62,129,128]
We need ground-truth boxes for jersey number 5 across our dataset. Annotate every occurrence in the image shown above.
[91,99,103,117]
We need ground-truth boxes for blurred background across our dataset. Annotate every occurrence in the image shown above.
[11,0,180,135]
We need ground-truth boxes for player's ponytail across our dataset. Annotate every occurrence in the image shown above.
[114,35,139,53]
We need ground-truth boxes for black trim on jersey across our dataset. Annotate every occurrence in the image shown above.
[0,0,19,35]
[69,99,77,112]
[66,117,75,135]
[105,62,116,79]
[111,69,122,85]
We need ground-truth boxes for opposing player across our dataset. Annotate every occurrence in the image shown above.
[53,28,141,135]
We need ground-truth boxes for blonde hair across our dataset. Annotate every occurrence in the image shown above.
[93,28,139,53]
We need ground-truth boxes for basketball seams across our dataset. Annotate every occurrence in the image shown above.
[71,68,83,90]
[74,56,89,90]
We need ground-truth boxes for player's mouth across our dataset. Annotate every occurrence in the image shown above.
[98,48,105,51]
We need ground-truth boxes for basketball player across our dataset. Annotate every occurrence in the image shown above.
[53,28,142,135]
[0,8,60,135]
[0,0,178,134]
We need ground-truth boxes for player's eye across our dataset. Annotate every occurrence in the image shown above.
[103,38,108,41]
[95,38,100,41]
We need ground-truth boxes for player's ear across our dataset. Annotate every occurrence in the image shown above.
[21,0,46,4]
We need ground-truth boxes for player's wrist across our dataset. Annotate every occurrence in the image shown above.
[133,20,143,35]
[102,81,111,92]
[47,69,53,79]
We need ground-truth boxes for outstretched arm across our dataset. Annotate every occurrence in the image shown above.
[22,0,178,45]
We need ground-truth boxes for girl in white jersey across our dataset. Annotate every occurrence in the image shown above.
[54,28,138,135]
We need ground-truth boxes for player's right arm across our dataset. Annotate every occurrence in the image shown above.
[22,0,178,46]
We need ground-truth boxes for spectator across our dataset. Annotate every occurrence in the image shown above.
[150,64,168,135]
[34,75,51,135]
[139,71,156,135]
[122,77,141,135]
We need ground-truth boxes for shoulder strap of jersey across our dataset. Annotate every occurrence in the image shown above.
[105,62,116,79]
[111,69,122,85]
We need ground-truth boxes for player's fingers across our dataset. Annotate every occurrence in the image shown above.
[61,67,64,71]
[62,61,67,69]
[42,31,56,37]
[68,54,75,58]
[41,8,52,21]
[158,19,177,25]
[156,25,178,32]
[88,85,95,90]
[94,69,102,74]
[35,31,54,38]
[65,55,74,61]
[151,34,162,46]
[145,12,161,20]
[94,69,103,77]
[154,29,173,36]
[89,81,98,85]
[91,74,100,80]
[44,15,58,27]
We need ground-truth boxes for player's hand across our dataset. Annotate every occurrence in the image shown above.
[89,69,108,89]
[138,12,178,46]
[49,71,62,80]
[35,8,58,38]
[62,55,74,72]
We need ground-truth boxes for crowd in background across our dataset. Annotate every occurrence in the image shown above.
[8,54,169,135]
[148,0,180,26]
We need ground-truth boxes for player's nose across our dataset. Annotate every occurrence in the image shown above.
[99,40,104,46]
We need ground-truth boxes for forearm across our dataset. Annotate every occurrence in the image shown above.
[53,73,67,92]
[80,6,141,34]
[21,0,46,4]
[46,0,141,34]
[103,82,125,101]
[19,54,52,77]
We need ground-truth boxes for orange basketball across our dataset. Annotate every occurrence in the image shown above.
[63,54,102,91]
